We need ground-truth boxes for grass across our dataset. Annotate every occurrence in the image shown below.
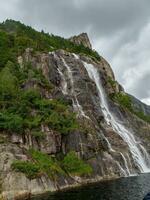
[12,150,93,179]
[62,151,92,176]
[12,161,41,179]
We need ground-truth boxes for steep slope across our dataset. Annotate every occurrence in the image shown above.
[0,20,150,200]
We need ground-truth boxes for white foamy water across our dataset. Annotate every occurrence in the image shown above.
[55,52,89,119]
[57,68,68,95]
[83,61,150,173]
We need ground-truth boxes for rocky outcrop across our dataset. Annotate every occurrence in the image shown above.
[129,94,150,115]
[69,33,92,49]
[1,41,150,200]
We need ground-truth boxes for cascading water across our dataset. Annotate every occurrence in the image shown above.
[61,57,90,119]
[57,68,68,95]
[54,52,89,119]
[82,61,150,173]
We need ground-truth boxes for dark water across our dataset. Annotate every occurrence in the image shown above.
[33,173,150,200]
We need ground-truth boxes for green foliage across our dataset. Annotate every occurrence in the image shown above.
[0,61,19,103]
[20,89,41,105]
[29,149,64,178]
[134,111,150,123]
[107,77,117,88]
[0,112,23,133]
[113,92,133,111]
[12,150,93,179]
[45,111,78,134]
[112,92,150,123]
[0,61,77,135]
[0,82,77,134]
[0,31,16,68]
[23,115,42,129]
[12,161,41,179]
[0,19,100,70]
[31,130,44,139]
[35,99,78,134]
[0,20,81,135]
[62,151,92,176]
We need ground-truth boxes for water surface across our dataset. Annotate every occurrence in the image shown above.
[33,173,150,200]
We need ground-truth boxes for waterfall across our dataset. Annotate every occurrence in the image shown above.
[61,58,90,119]
[120,152,130,175]
[55,53,89,119]
[57,68,68,95]
[82,61,150,173]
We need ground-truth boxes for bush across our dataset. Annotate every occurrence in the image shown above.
[62,151,92,176]
[29,149,64,178]
[31,130,45,139]
[107,77,117,88]
[0,61,19,102]
[0,112,23,133]
[112,92,150,123]
[12,150,92,179]
[113,92,133,111]
[45,111,78,135]
[12,161,41,179]
[35,99,78,134]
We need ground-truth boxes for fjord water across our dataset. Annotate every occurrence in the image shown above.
[33,173,150,200]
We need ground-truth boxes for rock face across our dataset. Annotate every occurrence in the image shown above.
[129,94,150,115]
[0,36,150,200]
[69,33,92,49]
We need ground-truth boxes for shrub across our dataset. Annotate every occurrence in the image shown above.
[107,77,117,88]
[12,161,41,179]
[45,111,78,134]
[23,115,42,129]
[0,112,23,133]
[29,149,64,178]
[35,99,78,134]
[0,61,19,102]
[31,130,45,139]
[62,151,92,176]
[112,92,150,123]
[113,92,133,111]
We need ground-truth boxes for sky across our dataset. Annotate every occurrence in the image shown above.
[0,0,150,105]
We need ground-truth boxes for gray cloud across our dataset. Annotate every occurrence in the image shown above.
[0,0,150,104]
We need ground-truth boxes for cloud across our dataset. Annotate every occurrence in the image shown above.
[0,0,20,21]
[14,0,150,38]
[0,0,150,104]
[111,22,150,102]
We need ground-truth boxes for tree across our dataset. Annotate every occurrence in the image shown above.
[0,61,19,102]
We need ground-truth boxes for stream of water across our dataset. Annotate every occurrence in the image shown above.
[82,61,150,174]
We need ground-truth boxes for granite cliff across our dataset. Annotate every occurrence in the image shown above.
[0,20,150,200]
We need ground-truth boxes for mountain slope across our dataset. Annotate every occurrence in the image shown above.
[0,20,150,200]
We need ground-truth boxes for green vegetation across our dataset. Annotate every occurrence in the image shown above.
[112,92,133,111]
[107,77,117,88]
[112,92,150,123]
[0,61,19,103]
[12,161,41,179]
[62,151,92,176]
[0,19,100,70]
[30,149,64,178]
[1,19,93,181]
[0,60,78,135]
[133,111,150,123]
[12,150,92,179]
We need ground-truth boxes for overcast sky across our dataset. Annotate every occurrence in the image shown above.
[0,0,150,105]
